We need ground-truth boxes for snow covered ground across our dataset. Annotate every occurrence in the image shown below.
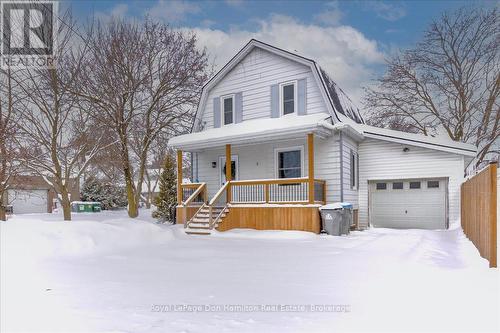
[1,210,498,333]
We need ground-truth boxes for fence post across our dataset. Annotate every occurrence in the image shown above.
[489,163,497,268]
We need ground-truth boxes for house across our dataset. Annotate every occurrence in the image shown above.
[169,39,476,235]
[2,175,80,214]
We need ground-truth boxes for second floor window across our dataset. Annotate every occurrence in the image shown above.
[280,81,296,115]
[222,95,234,125]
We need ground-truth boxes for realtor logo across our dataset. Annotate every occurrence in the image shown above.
[1,1,57,68]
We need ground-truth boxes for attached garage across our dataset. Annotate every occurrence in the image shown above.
[369,178,448,230]
[7,189,49,214]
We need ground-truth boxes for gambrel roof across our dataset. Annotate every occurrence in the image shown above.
[174,39,476,158]
[192,39,364,132]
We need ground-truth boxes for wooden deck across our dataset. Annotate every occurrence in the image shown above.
[177,176,326,234]
[176,133,326,234]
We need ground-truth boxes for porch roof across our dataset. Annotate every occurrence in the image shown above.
[169,113,333,151]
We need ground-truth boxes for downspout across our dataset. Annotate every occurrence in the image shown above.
[320,121,363,203]
[339,131,344,202]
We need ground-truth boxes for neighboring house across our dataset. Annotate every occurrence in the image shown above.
[2,175,80,214]
[169,39,476,235]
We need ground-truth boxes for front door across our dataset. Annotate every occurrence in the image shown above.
[219,155,238,186]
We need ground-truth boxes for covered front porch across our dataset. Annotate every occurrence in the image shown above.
[170,114,332,234]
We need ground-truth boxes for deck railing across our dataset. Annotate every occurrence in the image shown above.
[179,178,326,228]
[230,178,326,204]
[314,179,326,203]
[181,183,207,224]
[181,183,206,204]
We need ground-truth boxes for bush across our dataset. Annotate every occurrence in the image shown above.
[81,177,128,210]
[153,154,177,222]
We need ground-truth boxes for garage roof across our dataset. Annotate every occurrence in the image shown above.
[351,123,477,157]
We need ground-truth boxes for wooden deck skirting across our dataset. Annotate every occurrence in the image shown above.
[461,163,497,268]
[216,205,321,233]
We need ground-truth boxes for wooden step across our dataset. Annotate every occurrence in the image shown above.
[188,225,212,230]
[191,217,210,223]
[185,205,229,235]
[196,213,226,218]
[198,210,226,215]
[185,229,212,235]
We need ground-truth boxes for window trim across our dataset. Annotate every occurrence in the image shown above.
[274,145,304,179]
[279,80,298,116]
[409,181,421,189]
[220,94,235,126]
[350,149,358,190]
[427,180,440,189]
[392,182,404,190]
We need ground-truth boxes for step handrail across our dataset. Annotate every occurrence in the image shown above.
[208,181,231,227]
[209,181,230,206]
[185,203,206,229]
[183,182,207,206]
[210,203,229,230]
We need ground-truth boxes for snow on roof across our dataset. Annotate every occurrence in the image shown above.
[193,39,366,131]
[169,113,333,151]
[318,67,364,124]
[351,122,477,156]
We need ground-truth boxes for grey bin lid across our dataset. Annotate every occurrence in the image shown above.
[319,202,353,210]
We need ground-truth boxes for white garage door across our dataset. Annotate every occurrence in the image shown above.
[369,179,448,229]
[8,189,48,214]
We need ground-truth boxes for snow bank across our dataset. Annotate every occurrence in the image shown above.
[1,211,497,333]
[211,228,318,240]
[0,211,175,260]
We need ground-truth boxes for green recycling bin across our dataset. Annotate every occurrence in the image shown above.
[71,201,101,213]
[92,203,101,212]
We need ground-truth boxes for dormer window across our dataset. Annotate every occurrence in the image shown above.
[221,95,235,125]
[280,81,297,116]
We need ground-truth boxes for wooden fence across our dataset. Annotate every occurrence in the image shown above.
[461,163,497,268]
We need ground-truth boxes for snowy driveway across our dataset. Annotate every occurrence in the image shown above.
[1,211,498,332]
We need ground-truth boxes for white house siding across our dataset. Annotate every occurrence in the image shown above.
[200,47,329,130]
[197,138,310,197]
[358,139,465,229]
[341,134,359,208]
[197,134,348,204]
[314,133,341,203]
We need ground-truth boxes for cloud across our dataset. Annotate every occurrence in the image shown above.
[314,1,343,26]
[110,3,129,17]
[188,14,385,107]
[95,3,129,22]
[365,1,406,21]
[146,0,201,22]
[225,0,245,7]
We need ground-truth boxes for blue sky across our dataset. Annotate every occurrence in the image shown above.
[65,0,494,105]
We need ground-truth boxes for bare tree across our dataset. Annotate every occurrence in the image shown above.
[140,135,169,209]
[75,19,209,218]
[0,67,23,221]
[365,7,499,166]
[14,12,108,220]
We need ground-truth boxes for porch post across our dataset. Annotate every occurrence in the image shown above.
[308,133,314,204]
[226,144,232,202]
[177,150,183,205]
